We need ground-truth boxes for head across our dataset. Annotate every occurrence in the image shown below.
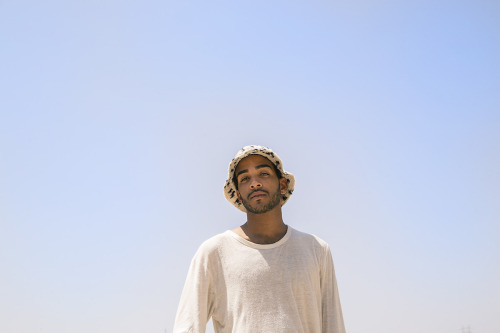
[233,154,288,214]
[223,145,295,213]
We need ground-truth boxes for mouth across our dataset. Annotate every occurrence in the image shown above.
[249,190,268,200]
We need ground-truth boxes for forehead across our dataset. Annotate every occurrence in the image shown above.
[235,154,273,173]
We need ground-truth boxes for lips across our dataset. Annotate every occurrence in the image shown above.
[249,190,268,200]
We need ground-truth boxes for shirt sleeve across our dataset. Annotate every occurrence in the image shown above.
[321,245,346,333]
[173,245,216,333]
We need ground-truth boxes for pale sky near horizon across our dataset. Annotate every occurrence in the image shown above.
[1,1,499,333]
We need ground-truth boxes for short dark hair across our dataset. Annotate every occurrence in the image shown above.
[232,160,282,190]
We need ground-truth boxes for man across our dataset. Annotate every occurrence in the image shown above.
[173,145,345,333]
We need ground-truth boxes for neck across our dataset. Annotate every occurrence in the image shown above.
[241,206,287,244]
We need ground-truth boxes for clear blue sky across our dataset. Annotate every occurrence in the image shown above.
[1,1,499,332]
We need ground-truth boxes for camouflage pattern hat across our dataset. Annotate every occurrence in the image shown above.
[223,145,295,212]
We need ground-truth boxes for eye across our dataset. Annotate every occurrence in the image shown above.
[239,176,249,182]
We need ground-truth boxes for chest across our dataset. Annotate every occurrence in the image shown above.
[219,244,321,291]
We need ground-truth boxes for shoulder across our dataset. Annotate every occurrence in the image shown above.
[192,231,232,260]
[290,227,330,249]
[288,227,332,260]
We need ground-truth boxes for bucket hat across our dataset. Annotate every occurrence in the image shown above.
[223,145,295,212]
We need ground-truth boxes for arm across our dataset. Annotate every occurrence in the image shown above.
[321,245,346,333]
[173,246,215,333]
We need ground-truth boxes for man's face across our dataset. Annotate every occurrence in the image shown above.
[235,155,287,214]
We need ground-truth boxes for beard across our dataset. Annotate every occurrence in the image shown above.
[241,184,282,214]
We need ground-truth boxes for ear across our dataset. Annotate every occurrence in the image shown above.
[279,177,288,194]
[236,190,242,200]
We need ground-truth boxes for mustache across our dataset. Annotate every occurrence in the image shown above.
[248,189,268,199]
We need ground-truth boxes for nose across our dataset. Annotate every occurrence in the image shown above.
[250,179,262,189]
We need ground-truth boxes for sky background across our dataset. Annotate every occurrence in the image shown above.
[1,0,499,332]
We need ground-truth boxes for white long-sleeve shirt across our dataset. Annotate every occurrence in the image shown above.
[173,227,345,333]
